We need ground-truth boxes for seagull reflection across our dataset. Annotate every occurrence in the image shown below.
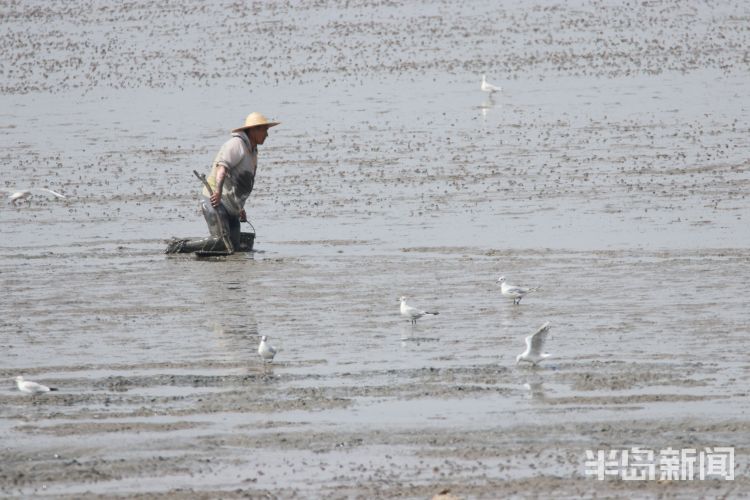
[400,323,440,345]
[480,96,497,119]
[523,381,546,401]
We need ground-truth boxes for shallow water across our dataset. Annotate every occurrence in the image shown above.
[2,0,750,497]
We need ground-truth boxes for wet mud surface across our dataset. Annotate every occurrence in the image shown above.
[2,0,750,498]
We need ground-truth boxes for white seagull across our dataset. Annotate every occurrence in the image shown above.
[15,376,58,394]
[516,322,551,366]
[399,296,439,325]
[4,188,67,205]
[258,335,277,363]
[481,74,502,94]
[497,276,539,305]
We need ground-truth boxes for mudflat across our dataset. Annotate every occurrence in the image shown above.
[1,0,748,498]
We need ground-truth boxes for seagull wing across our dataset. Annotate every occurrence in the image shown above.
[22,380,50,392]
[9,191,30,201]
[404,304,423,317]
[481,77,501,92]
[528,322,551,355]
[34,188,67,199]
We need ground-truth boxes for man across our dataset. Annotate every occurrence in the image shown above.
[166,112,280,254]
[202,112,280,251]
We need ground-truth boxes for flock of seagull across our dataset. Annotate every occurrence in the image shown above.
[11,276,549,394]
[13,274,547,395]
[400,275,550,367]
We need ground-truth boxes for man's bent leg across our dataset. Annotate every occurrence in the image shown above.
[163,200,233,254]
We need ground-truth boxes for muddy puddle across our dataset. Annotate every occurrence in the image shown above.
[2,0,750,498]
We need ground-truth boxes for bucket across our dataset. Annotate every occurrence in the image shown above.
[239,231,255,252]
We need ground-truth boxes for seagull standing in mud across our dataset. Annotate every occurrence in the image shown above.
[14,376,58,394]
[399,296,439,325]
[481,74,502,94]
[258,335,277,363]
[516,322,551,367]
[497,276,539,305]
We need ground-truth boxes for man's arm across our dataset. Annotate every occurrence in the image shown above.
[210,165,227,207]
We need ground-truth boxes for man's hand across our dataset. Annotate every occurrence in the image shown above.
[240,209,247,222]
[210,191,222,208]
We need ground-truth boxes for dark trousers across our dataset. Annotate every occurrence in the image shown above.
[201,197,241,250]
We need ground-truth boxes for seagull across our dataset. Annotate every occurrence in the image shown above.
[497,276,539,305]
[399,296,439,325]
[4,188,67,205]
[258,335,277,363]
[516,322,551,366]
[15,376,58,394]
[481,74,501,94]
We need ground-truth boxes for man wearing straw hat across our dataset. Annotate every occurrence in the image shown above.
[201,112,280,251]
[166,112,280,255]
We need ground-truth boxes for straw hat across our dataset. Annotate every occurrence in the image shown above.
[232,112,280,132]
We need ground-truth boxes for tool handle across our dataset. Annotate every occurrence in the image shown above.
[193,170,213,195]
